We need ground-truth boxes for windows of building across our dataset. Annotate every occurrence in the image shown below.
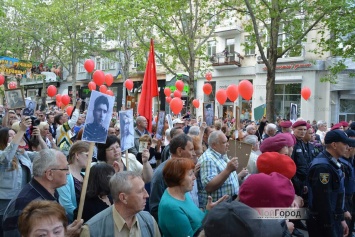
[274,83,301,120]
[207,41,216,57]
[226,38,235,61]
[78,60,85,73]
[244,36,255,56]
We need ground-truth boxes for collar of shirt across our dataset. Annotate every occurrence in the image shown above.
[113,205,139,232]
[208,148,229,162]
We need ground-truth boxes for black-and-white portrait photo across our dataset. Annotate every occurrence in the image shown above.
[119,109,134,152]
[166,114,173,129]
[82,91,115,143]
[5,89,25,109]
[204,102,214,126]
[290,103,297,122]
[156,111,165,140]
[23,99,36,116]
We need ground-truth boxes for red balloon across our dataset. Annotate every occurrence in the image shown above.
[226,84,239,102]
[84,59,95,73]
[61,95,70,106]
[56,101,62,108]
[0,75,4,85]
[66,106,74,116]
[56,94,62,102]
[216,89,227,105]
[88,81,96,91]
[238,80,253,101]
[125,79,134,91]
[173,90,182,98]
[164,87,171,97]
[166,96,172,104]
[301,87,311,100]
[170,97,183,114]
[93,70,105,86]
[205,72,212,81]
[105,74,114,86]
[8,81,17,89]
[192,99,200,108]
[175,80,184,92]
[47,85,57,97]
[203,83,212,95]
[106,90,114,96]
[99,85,108,93]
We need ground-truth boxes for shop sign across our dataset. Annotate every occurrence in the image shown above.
[263,63,312,71]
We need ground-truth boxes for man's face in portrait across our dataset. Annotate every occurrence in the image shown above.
[93,103,108,125]
[10,92,19,103]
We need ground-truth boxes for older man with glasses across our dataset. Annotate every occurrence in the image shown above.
[2,149,83,237]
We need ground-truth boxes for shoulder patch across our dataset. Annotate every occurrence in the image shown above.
[320,173,330,184]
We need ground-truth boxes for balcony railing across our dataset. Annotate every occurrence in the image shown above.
[209,52,243,67]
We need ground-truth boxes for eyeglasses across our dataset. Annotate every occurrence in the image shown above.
[51,168,69,171]
[106,145,121,152]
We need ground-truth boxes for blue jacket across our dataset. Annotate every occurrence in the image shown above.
[0,143,37,200]
[57,174,77,222]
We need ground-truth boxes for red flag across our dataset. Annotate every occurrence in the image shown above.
[138,39,159,132]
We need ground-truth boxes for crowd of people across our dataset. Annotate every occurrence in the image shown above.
[0,100,354,237]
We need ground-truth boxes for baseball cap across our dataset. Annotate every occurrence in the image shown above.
[324,130,355,147]
[202,201,283,237]
[172,118,184,125]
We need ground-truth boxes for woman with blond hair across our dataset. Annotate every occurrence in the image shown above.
[0,117,47,236]
[57,141,90,222]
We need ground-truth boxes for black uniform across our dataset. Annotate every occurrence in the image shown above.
[307,151,345,237]
[82,123,108,142]
[291,138,309,196]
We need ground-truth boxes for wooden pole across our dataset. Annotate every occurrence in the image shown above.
[76,142,95,221]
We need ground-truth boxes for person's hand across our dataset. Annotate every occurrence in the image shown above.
[142,149,150,163]
[341,220,349,236]
[19,116,31,132]
[47,132,54,141]
[303,186,308,194]
[66,219,83,237]
[291,195,304,208]
[31,126,41,136]
[238,168,249,179]
[152,137,158,146]
[194,163,201,177]
[206,195,229,211]
[286,220,294,234]
[200,122,207,132]
[345,211,352,220]
[113,160,122,173]
[75,99,82,109]
[226,157,239,173]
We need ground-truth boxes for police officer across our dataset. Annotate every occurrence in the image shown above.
[307,130,354,237]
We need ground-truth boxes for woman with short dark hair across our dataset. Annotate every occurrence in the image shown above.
[158,158,227,237]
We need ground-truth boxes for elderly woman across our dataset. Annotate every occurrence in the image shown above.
[18,200,68,237]
[262,123,278,140]
[158,158,227,237]
[57,141,90,222]
[38,122,57,149]
[96,135,153,183]
[0,117,47,234]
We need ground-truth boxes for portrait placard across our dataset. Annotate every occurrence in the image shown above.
[119,109,134,152]
[156,111,165,140]
[138,141,148,153]
[203,102,214,126]
[5,89,25,109]
[227,140,252,173]
[23,99,37,116]
[166,114,173,129]
[290,103,297,122]
[82,91,115,143]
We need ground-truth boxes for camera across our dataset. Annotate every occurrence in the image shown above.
[30,116,41,126]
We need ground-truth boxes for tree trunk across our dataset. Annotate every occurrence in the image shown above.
[71,53,78,103]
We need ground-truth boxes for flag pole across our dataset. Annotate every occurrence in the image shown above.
[76,142,95,221]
